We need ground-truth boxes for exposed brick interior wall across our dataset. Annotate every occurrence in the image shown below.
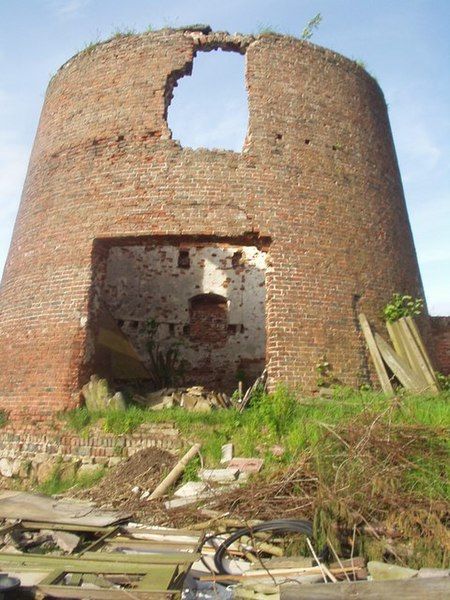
[98,240,266,392]
[430,317,450,375]
[0,29,432,418]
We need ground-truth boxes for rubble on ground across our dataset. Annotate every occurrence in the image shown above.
[81,374,126,411]
[134,385,232,411]
[0,503,448,598]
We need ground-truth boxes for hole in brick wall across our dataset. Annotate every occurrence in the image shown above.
[169,323,175,334]
[189,293,229,344]
[178,249,190,268]
[168,49,248,151]
[232,250,244,269]
[304,139,310,145]
[228,324,237,334]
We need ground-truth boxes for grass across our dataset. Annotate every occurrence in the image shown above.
[60,386,450,478]
[57,386,449,567]
[38,463,106,496]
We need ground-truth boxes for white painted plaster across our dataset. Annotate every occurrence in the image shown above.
[102,244,266,391]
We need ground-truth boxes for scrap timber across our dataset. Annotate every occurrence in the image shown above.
[359,314,440,394]
[0,514,202,599]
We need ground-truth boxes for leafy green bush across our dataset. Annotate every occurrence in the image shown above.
[146,319,187,388]
[436,371,450,391]
[382,293,424,322]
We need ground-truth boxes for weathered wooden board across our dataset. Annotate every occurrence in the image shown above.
[281,576,450,599]
[402,317,440,391]
[358,314,393,395]
[39,586,178,599]
[0,553,191,572]
[386,320,410,364]
[0,492,130,526]
[396,318,433,390]
[375,334,425,393]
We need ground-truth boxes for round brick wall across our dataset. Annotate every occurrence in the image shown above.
[0,29,426,418]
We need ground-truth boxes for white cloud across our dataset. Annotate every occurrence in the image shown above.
[392,112,443,183]
[47,0,91,18]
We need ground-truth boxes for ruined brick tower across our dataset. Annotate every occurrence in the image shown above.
[0,29,431,418]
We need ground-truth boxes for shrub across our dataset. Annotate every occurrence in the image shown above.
[382,293,424,322]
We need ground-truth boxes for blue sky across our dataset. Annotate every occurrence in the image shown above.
[0,0,449,314]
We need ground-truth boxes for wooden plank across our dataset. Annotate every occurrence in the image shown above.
[68,572,83,586]
[374,334,426,392]
[397,318,439,392]
[20,521,117,534]
[358,314,394,395]
[83,551,197,563]
[239,369,267,412]
[386,321,409,363]
[138,565,180,591]
[394,319,429,388]
[0,553,186,573]
[36,563,180,592]
[39,569,65,586]
[102,541,198,554]
[281,576,450,599]
[38,586,177,599]
[404,316,441,390]
[0,491,130,526]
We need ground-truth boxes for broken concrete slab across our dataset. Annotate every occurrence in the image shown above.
[199,468,240,483]
[220,443,234,464]
[164,496,207,510]
[417,568,450,578]
[228,457,264,473]
[193,398,213,413]
[368,560,418,581]
[174,481,207,498]
[180,393,200,410]
[44,530,80,554]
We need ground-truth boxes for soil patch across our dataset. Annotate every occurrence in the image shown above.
[77,448,176,516]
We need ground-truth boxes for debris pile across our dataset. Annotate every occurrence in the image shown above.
[77,447,177,512]
[0,509,202,598]
[1,500,448,599]
[134,385,232,411]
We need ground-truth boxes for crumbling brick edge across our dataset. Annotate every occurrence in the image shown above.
[0,423,180,483]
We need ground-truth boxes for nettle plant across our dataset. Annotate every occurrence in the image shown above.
[146,319,187,388]
[382,294,424,323]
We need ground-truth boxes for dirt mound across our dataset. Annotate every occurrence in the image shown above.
[78,447,176,514]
